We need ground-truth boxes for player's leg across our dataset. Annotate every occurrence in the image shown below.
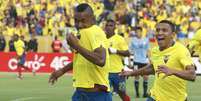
[90,91,112,101]
[17,56,24,79]
[140,63,149,98]
[72,90,112,101]
[109,73,117,95]
[134,75,140,98]
[18,54,30,71]
[18,54,36,76]
[17,64,22,79]
[143,75,149,97]
[113,73,130,101]
[133,63,140,97]
[146,96,155,101]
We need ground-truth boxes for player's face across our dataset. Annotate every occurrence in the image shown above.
[105,21,115,36]
[155,23,174,50]
[13,35,18,41]
[74,11,92,29]
[136,29,142,38]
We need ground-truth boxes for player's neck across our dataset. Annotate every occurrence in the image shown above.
[159,40,175,51]
[106,33,115,38]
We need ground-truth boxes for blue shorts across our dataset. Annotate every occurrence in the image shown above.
[18,53,26,65]
[109,73,126,93]
[146,97,155,101]
[72,89,112,101]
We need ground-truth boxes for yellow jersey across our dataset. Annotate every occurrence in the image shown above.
[189,29,201,60]
[73,25,110,91]
[108,34,128,73]
[14,39,25,56]
[150,42,193,101]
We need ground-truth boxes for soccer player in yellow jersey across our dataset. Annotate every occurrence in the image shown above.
[105,19,131,101]
[49,3,112,101]
[13,34,34,79]
[188,29,201,61]
[120,20,196,101]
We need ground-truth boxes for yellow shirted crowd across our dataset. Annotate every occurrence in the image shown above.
[0,0,200,38]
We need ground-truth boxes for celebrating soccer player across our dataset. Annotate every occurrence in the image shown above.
[120,20,196,101]
[49,3,112,101]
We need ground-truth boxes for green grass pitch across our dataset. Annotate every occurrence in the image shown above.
[0,73,201,101]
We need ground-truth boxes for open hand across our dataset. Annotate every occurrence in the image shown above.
[119,70,134,78]
[48,70,64,85]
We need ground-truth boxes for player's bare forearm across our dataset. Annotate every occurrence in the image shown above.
[120,64,154,77]
[62,62,73,73]
[172,65,196,81]
[75,45,106,67]
[49,62,73,85]
[132,64,155,76]
[117,50,130,57]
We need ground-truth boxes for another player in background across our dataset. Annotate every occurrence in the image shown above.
[13,34,35,79]
[105,19,131,101]
[188,28,201,61]
[129,26,150,98]
[49,3,112,101]
[120,20,196,101]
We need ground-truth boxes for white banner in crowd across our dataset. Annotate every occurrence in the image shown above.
[192,57,201,75]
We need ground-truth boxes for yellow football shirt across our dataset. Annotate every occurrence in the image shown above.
[150,42,193,101]
[14,39,25,56]
[189,29,201,60]
[108,34,128,73]
[73,25,110,91]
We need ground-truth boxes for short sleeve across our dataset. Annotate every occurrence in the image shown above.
[88,31,108,50]
[119,37,128,50]
[179,49,194,68]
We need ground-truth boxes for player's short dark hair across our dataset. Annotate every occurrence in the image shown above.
[159,20,176,32]
[75,3,93,13]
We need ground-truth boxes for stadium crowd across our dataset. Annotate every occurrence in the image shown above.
[0,0,200,52]
[0,0,200,101]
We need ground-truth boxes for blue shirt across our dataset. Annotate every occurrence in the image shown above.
[129,37,149,63]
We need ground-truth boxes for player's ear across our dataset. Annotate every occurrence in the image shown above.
[171,32,176,39]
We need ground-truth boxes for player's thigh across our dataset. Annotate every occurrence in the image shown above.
[91,92,112,101]
[72,90,89,101]
[112,74,126,92]
[18,54,26,65]
[109,73,115,87]
[134,62,147,70]
[146,97,155,101]
[72,90,112,101]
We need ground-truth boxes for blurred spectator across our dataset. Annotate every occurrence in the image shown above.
[0,33,6,51]
[8,5,17,20]
[28,35,38,52]
[51,36,62,53]
[103,0,116,11]
[9,35,15,52]
[62,39,72,53]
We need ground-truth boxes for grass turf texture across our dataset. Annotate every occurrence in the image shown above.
[0,73,200,101]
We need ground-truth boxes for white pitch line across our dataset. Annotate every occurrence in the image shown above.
[10,97,46,101]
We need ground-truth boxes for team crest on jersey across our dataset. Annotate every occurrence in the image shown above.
[163,55,170,63]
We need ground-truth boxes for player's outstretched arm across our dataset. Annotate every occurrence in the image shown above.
[120,64,155,77]
[67,33,106,67]
[114,49,130,57]
[156,65,196,81]
[49,62,73,85]
[108,44,130,56]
